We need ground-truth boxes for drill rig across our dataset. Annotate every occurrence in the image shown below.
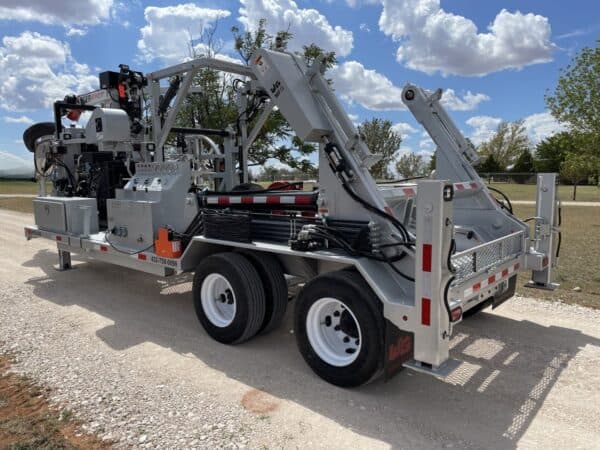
[23,49,560,387]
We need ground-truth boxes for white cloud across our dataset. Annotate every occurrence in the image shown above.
[522,112,566,144]
[466,115,502,145]
[359,23,370,32]
[419,137,434,150]
[330,61,404,110]
[331,61,489,112]
[378,0,555,76]
[66,27,88,37]
[0,32,97,111]
[467,112,566,146]
[441,89,489,111]
[392,122,417,139]
[137,4,231,64]
[0,0,113,25]
[3,115,34,124]
[238,0,353,56]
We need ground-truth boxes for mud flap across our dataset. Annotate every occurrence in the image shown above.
[384,319,414,381]
[492,275,517,309]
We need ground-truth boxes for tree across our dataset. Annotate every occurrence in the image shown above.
[534,131,577,173]
[477,154,502,174]
[545,41,600,140]
[177,20,336,175]
[358,118,402,180]
[477,120,531,170]
[429,152,436,171]
[560,152,596,200]
[395,153,427,178]
[512,149,535,173]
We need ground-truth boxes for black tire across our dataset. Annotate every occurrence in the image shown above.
[193,252,266,344]
[294,270,384,387]
[23,122,55,152]
[236,250,288,334]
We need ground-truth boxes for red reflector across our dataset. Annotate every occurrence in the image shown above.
[422,244,432,272]
[488,275,496,284]
[241,196,253,204]
[218,196,229,205]
[421,298,431,326]
[55,235,62,241]
[100,245,108,252]
[502,268,509,277]
[451,307,463,322]
[473,282,481,292]
[456,183,465,190]
[295,195,312,205]
[138,253,147,261]
[470,182,478,189]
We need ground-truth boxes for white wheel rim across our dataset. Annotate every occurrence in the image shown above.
[201,273,237,327]
[306,297,362,367]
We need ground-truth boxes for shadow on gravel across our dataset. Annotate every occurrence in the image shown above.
[23,249,600,449]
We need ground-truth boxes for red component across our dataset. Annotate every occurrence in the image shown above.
[138,253,147,261]
[422,244,432,272]
[470,182,478,189]
[55,235,62,241]
[450,307,463,322]
[421,298,431,326]
[154,227,182,258]
[502,268,509,277]
[294,195,313,205]
[218,196,230,205]
[66,109,82,121]
[267,181,303,191]
[456,183,465,190]
[488,274,496,285]
[473,282,481,292]
[100,245,108,252]
[118,83,127,99]
[266,195,279,205]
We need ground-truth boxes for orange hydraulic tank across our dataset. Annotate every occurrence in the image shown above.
[154,227,182,258]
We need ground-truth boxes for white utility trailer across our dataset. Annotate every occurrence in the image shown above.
[23,49,560,386]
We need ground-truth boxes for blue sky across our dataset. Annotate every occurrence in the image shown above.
[0,0,598,170]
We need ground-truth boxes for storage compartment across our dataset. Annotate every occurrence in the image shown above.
[33,197,99,235]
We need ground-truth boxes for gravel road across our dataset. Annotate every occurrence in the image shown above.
[1,208,599,449]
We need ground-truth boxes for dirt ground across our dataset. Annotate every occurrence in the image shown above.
[0,208,599,449]
[0,356,111,449]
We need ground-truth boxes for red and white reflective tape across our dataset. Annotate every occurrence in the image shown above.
[463,262,520,298]
[453,181,480,191]
[421,243,433,326]
[205,194,314,206]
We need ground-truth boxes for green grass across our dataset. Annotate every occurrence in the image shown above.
[486,182,600,202]
[513,204,600,308]
[0,180,40,195]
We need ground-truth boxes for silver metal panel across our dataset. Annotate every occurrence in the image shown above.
[107,199,155,251]
[452,231,524,283]
[250,49,331,142]
[33,198,66,233]
[63,198,99,235]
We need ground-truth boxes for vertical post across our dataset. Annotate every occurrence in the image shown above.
[236,93,249,184]
[528,173,559,289]
[57,249,72,271]
[222,129,237,191]
[150,79,163,162]
[413,180,454,367]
